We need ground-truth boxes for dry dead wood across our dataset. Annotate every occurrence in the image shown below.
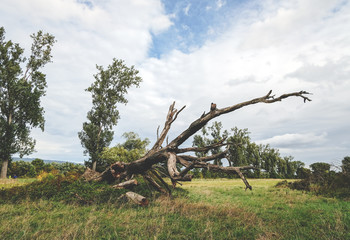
[125,192,149,206]
[112,179,138,189]
[85,90,311,195]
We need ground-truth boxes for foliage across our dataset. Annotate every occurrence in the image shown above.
[0,27,55,178]
[342,156,350,174]
[193,122,228,166]
[31,158,45,173]
[7,161,36,178]
[284,158,350,199]
[43,162,85,175]
[97,132,150,171]
[0,173,165,205]
[7,159,85,178]
[192,121,304,179]
[296,167,312,179]
[78,59,142,171]
[310,162,331,174]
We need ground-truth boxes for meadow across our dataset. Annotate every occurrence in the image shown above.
[0,178,349,240]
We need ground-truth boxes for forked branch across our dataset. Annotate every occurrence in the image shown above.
[169,90,311,148]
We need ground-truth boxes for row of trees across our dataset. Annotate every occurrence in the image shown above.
[191,122,304,178]
[7,158,84,178]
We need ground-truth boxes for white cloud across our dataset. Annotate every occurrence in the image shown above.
[216,0,226,9]
[256,132,328,148]
[183,3,191,15]
[2,0,349,166]
[129,0,350,164]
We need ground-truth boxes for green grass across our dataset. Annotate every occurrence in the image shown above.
[0,178,349,239]
[0,178,36,189]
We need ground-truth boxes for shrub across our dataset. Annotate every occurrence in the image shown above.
[8,161,36,178]
[0,174,175,205]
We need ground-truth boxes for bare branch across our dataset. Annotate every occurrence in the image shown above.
[143,174,167,194]
[169,90,311,148]
[179,150,228,163]
[170,105,186,124]
[156,125,160,140]
[167,152,180,178]
[176,138,227,153]
[149,169,172,194]
[149,102,186,153]
[112,179,138,189]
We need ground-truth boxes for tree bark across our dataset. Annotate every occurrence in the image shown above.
[92,161,97,172]
[0,159,8,179]
[1,113,12,179]
[125,192,149,206]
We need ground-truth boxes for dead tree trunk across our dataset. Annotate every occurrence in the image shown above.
[87,90,311,193]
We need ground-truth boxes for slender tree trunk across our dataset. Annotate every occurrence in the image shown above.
[1,113,13,179]
[92,161,97,171]
[92,125,102,171]
[0,159,8,179]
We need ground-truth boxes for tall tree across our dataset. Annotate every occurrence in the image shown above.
[78,59,142,171]
[0,27,55,178]
[192,122,228,166]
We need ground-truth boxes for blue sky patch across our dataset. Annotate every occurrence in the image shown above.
[149,0,250,58]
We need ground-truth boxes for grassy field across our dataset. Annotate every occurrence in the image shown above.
[0,178,349,239]
[0,178,36,189]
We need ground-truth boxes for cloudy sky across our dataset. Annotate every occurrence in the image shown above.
[1,0,349,166]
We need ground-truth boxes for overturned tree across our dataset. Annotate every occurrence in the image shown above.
[84,90,311,194]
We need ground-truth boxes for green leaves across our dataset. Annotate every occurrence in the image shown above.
[193,121,305,178]
[0,27,55,178]
[79,59,142,171]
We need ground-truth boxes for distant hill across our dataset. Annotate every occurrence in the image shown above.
[12,157,83,165]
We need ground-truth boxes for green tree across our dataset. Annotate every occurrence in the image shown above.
[0,27,55,178]
[310,162,331,184]
[8,160,36,178]
[342,156,350,174]
[296,167,311,179]
[310,162,331,174]
[99,132,150,171]
[227,127,251,167]
[193,122,228,165]
[119,132,150,152]
[192,121,304,179]
[78,59,142,171]
[31,158,45,173]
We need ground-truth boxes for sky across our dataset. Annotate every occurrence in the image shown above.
[0,0,349,166]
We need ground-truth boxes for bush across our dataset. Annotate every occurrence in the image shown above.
[7,160,85,178]
[289,179,311,191]
[281,167,350,199]
[0,175,126,204]
[0,173,177,205]
[8,161,36,178]
[31,158,45,173]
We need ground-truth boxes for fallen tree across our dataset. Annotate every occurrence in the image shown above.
[83,90,311,195]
